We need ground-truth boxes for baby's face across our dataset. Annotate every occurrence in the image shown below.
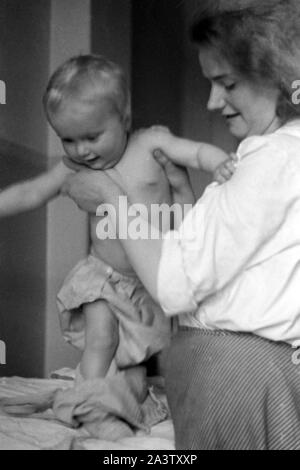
[49,96,128,170]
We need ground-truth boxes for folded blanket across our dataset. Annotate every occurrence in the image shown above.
[0,367,168,442]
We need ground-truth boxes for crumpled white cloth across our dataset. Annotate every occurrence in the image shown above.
[0,367,169,444]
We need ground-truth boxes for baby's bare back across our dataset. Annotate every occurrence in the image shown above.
[90,130,172,274]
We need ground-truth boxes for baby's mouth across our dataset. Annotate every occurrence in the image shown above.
[85,154,100,163]
[84,155,105,169]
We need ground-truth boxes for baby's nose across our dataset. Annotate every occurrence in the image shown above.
[76,141,90,157]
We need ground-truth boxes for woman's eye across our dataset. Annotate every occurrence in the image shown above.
[225,83,236,91]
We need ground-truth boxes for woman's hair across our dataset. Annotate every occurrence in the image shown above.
[190,0,300,122]
[43,54,131,122]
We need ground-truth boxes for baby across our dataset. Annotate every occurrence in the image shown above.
[0,54,233,381]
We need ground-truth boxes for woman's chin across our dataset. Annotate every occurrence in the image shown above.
[227,121,248,141]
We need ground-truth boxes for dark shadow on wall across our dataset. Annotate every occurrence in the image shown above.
[131,0,185,134]
[0,139,47,377]
[131,0,236,199]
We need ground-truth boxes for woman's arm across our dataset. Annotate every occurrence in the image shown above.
[156,137,297,315]
[62,169,163,300]
[153,149,196,227]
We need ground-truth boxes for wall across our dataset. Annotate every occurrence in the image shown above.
[44,0,90,376]
[131,0,184,133]
[0,0,90,377]
[0,0,133,378]
[91,0,131,82]
[0,0,50,377]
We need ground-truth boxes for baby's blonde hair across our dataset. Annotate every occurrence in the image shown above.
[43,54,131,125]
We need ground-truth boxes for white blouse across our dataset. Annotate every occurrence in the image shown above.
[157,120,300,347]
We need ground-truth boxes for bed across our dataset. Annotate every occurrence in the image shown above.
[0,369,175,450]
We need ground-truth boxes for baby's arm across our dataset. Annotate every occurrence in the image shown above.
[0,161,70,217]
[145,127,229,173]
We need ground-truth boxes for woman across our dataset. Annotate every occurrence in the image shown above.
[63,0,300,449]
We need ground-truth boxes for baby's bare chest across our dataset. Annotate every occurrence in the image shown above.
[107,154,170,206]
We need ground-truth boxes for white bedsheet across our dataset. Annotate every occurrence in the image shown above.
[0,375,174,450]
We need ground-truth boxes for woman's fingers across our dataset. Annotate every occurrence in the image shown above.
[154,149,189,188]
[153,149,195,206]
[153,148,170,167]
[61,170,113,212]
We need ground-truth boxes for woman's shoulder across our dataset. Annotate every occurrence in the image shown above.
[237,135,269,161]
[237,121,300,162]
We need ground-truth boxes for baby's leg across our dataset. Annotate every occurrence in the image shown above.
[79,300,119,379]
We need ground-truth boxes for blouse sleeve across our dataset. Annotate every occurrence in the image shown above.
[157,135,291,316]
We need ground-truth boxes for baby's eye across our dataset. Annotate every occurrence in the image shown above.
[87,134,99,142]
[62,138,74,145]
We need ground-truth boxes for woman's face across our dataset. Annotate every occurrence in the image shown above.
[199,46,280,141]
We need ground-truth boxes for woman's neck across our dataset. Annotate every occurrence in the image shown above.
[261,115,282,136]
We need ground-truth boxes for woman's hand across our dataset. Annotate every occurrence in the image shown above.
[153,149,196,207]
[61,169,123,213]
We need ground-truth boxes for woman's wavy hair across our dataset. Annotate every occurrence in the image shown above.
[190,0,300,122]
[43,54,131,125]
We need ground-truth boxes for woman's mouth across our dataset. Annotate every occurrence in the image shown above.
[225,113,240,121]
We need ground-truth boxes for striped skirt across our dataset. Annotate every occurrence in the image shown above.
[163,327,300,450]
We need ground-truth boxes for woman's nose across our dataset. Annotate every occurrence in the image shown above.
[207,84,226,111]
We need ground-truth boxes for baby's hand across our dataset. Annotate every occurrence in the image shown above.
[132,125,171,141]
[213,153,238,184]
[149,125,171,134]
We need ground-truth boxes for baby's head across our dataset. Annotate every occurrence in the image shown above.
[43,55,131,170]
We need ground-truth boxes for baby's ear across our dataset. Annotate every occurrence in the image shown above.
[124,114,132,132]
